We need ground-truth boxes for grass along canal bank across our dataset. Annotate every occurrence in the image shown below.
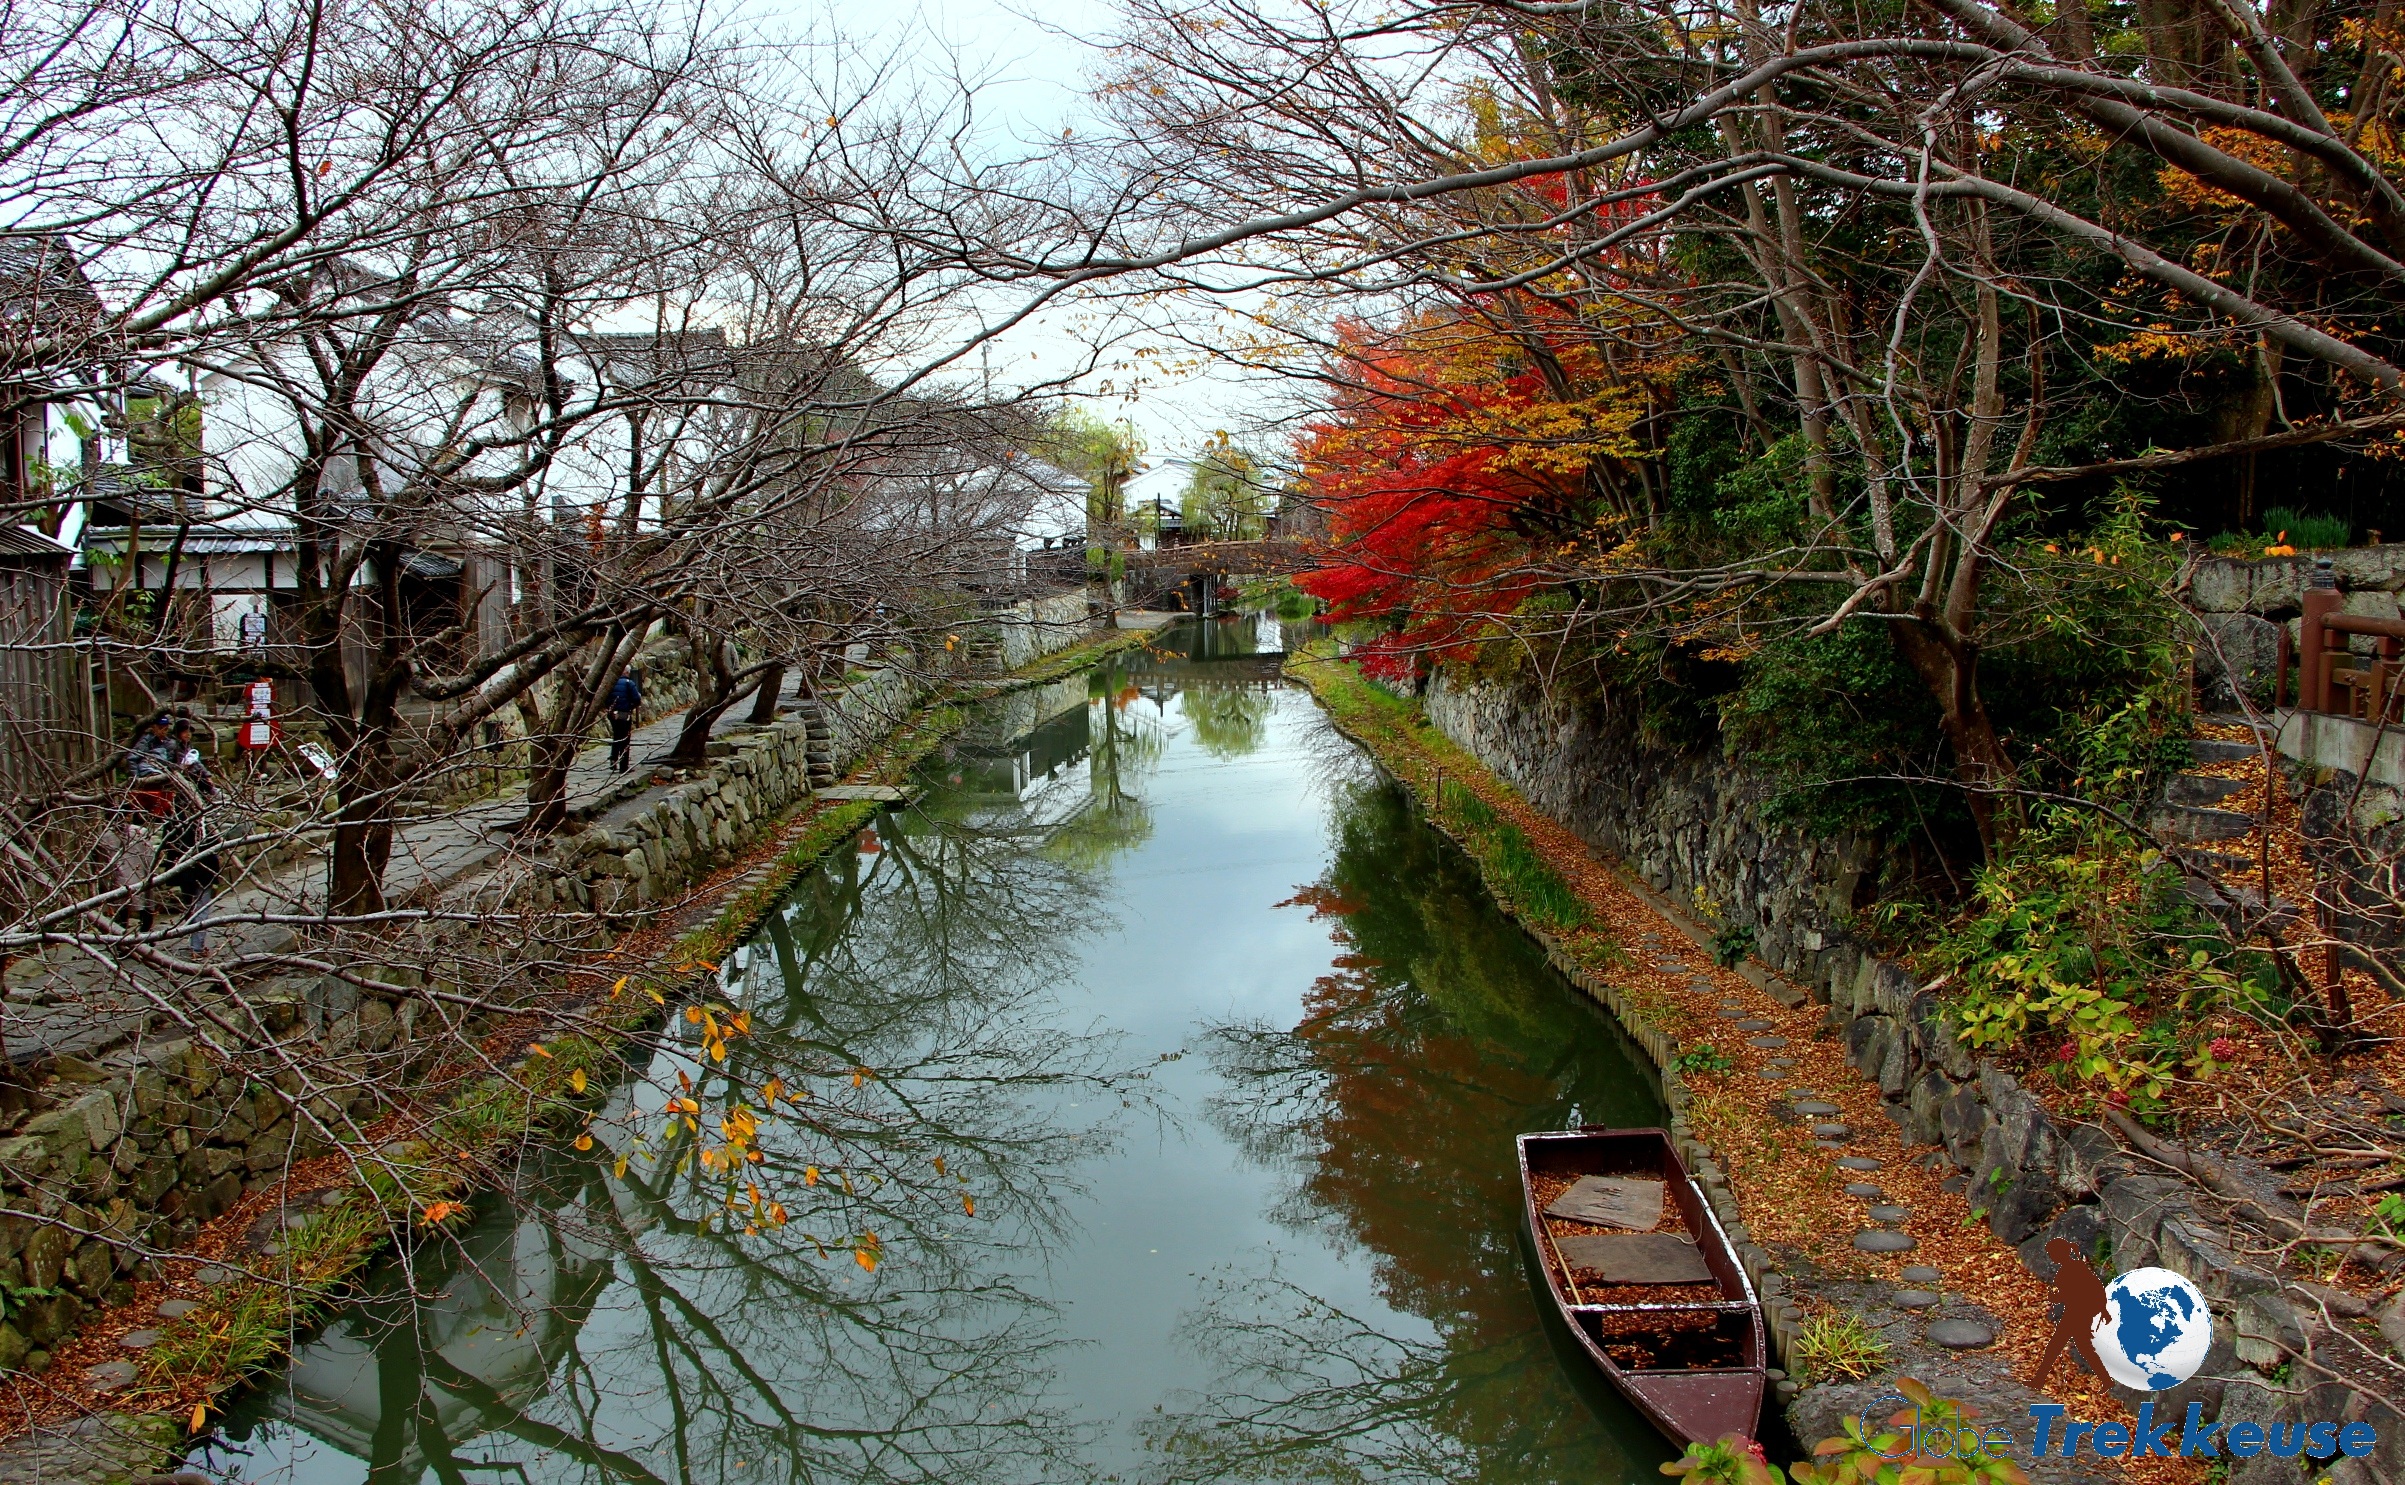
[0,625,1155,1485]
[1286,644,2197,1485]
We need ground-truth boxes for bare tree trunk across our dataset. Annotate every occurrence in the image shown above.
[747,661,785,724]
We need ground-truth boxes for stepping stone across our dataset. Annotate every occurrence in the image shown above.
[1754,1069,1787,1081]
[1869,1204,1909,1224]
[1900,1266,1942,1284]
[1940,1175,1967,1194]
[1811,1123,1851,1139]
[1927,1319,1994,1349]
[1843,1183,1882,1199]
[155,1299,198,1320]
[1738,1019,1776,1032]
[1836,1156,1880,1171]
[1794,1101,1840,1116]
[82,1360,137,1390]
[117,1330,159,1350]
[1854,1230,1917,1253]
[194,1266,232,1285]
[1767,1057,1796,1069]
[1718,1008,1749,1020]
[1893,1289,1942,1310]
[1747,1036,1789,1049]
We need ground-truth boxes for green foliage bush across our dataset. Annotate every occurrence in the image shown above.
[1926,694,2263,1112]
[2257,505,2351,549]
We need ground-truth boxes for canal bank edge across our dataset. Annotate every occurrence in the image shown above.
[0,620,1148,1484]
[1410,664,2402,1485]
[1283,649,2236,1485]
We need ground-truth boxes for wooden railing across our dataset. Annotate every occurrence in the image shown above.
[2279,558,2405,723]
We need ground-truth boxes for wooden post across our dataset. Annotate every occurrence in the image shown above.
[2301,558,2340,714]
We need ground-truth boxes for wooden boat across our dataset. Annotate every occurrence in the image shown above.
[1518,1128,1767,1448]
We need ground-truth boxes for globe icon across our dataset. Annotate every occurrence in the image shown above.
[2090,1267,2213,1390]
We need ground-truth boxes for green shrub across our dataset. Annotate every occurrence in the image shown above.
[1676,1045,1735,1075]
[2258,506,2351,549]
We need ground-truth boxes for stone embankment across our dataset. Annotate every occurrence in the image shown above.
[0,598,1108,1441]
[1422,665,2401,1485]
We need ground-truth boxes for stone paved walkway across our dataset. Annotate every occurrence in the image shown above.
[3,677,811,1065]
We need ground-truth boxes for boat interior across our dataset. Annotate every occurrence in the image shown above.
[1522,1130,1763,1380]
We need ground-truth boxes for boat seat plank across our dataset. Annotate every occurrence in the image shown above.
[1553,1232,1713,1284]
[1544,1174,1664,1230]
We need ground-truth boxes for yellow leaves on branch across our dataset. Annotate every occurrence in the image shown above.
[2157,125,2297,215]
[419,1200,467,1227]
[685,1003,751,1064]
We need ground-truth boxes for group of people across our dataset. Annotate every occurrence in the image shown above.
[107,710,220,955]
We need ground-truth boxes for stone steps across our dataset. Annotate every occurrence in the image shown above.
[2190,737,2263,764]
[2165,771,2248,807]
[2151,801,2257,842]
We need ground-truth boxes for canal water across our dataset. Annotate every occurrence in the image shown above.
[192,617,1672,1484]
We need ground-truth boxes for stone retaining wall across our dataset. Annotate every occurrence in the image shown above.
[1423,666,2401,1481]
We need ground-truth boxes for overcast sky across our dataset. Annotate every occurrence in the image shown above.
[805,0,1291,471]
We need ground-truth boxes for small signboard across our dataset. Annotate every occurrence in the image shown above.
[297,741,340,781]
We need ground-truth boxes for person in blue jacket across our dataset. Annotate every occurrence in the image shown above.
[606,672,641,773]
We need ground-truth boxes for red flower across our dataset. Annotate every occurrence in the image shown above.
[2103,1089,2130,1110]
[2209,1037,2238,1062]
[2055,1041,2077,1064]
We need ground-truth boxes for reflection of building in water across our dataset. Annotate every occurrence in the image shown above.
[225,1177,621,1476]
[945,676,1096,810]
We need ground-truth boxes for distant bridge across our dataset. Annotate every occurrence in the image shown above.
[1118,539,1313,576]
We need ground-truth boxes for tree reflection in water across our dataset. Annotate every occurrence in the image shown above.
[1145,777,1671,1485]
[200,687,1165,1485]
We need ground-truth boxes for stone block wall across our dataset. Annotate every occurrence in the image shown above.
[0,989,418,1372]
[1422,666,2395,1462]
[2191,545,2405,706]
[536,708,827,920]
[994,593,1097,673]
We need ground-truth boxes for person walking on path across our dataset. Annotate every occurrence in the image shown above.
[606,672,641,774]
[2031,1238,2111,1389]
[101,805,156,935]
[159,717,221,954]
[125,712,178,816]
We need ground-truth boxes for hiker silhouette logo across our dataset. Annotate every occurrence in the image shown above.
[2033,1239,2211,1392]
